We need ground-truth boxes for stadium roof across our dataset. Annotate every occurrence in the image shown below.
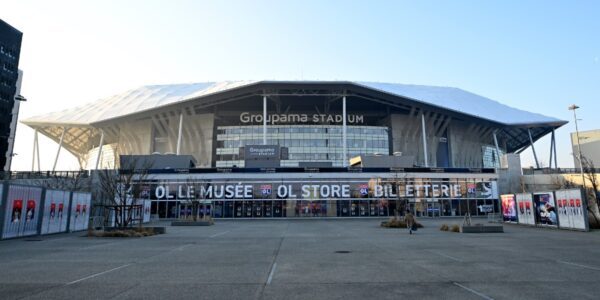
[21,81,567,159]
[23,80,564,127]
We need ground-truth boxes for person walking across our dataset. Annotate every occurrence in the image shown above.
[405,209,416,234]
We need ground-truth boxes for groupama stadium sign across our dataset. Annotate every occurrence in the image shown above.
[240,112,364,124]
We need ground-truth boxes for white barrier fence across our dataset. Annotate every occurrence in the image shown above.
[501,188,589,231]
[0,184,97,239]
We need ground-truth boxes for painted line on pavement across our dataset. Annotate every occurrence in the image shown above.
[557,260,600,271]
[210,230,230,238]
[453,282,494,300]
[267,262,277,285]
[65,263,132,286]
[174,244,194,251]
[427,250,462,262]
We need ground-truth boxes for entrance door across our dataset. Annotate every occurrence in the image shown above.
[338,200,350,217]
[273,201,283,217]
[426,202,441,217]
[234,201,243,218]
[244,201,253,217]
[350,200,359,217]
[264,201,272,217]
[253,201,263,218]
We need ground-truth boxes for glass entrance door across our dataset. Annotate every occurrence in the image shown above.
[426,202,441,217]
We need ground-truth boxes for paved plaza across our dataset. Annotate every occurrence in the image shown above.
[0,219,599,299]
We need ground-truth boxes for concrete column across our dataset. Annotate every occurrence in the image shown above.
[342,96,347,167]
[263,96,267,145]
[421,113,428,167]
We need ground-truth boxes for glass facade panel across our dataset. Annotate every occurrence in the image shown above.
[216,125,389,167]
[482,145,504,168]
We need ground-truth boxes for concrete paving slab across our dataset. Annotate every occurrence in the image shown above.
[0,218,599,299]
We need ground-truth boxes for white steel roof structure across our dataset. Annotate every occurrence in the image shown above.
[24,80,561,126]
[22,80,567,167]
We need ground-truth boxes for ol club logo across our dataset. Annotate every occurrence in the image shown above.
[261,184,272,196]
[359,184,369,196]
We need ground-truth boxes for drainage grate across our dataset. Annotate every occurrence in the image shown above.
[24,239,43,242]
[334,250,351,254]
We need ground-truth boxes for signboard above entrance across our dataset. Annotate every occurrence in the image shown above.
[240,112,364,125]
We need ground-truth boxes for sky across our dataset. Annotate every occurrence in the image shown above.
[2,0,599,171]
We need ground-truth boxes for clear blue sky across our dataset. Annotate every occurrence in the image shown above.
[3,0,599,170]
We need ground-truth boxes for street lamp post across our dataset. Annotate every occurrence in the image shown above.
[569,104,586,189]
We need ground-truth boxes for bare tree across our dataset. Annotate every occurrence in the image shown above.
[580,156,600,226]
[182,177,202,221]
[97,156,152,227]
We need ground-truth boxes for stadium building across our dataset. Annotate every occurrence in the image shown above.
[22,81,567,219]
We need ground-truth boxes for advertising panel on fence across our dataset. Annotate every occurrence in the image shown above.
[143,200,151,223]
[516,193,535,225]
[69,192,91,232]
[41,190,70,235]
[555,189,588,231]
[2,185,43,239]
[533,192,558,226]
[501,194,518,222]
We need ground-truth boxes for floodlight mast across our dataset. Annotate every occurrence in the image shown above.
[569,104,586,190]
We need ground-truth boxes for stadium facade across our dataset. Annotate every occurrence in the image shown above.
[22,81,567,219]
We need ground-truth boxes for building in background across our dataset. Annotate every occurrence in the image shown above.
[0,19,23,172]
[571,129,600,169]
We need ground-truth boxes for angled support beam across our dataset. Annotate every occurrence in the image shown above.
[552,129,558,168]
[52,127,66,172]
[36,130,41,171]
[493,130,501,168]
[31,129,37,171]
[94,129,105,170]
[527,128,540,168]
[176,112,183,154]
[548,130,554,168]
